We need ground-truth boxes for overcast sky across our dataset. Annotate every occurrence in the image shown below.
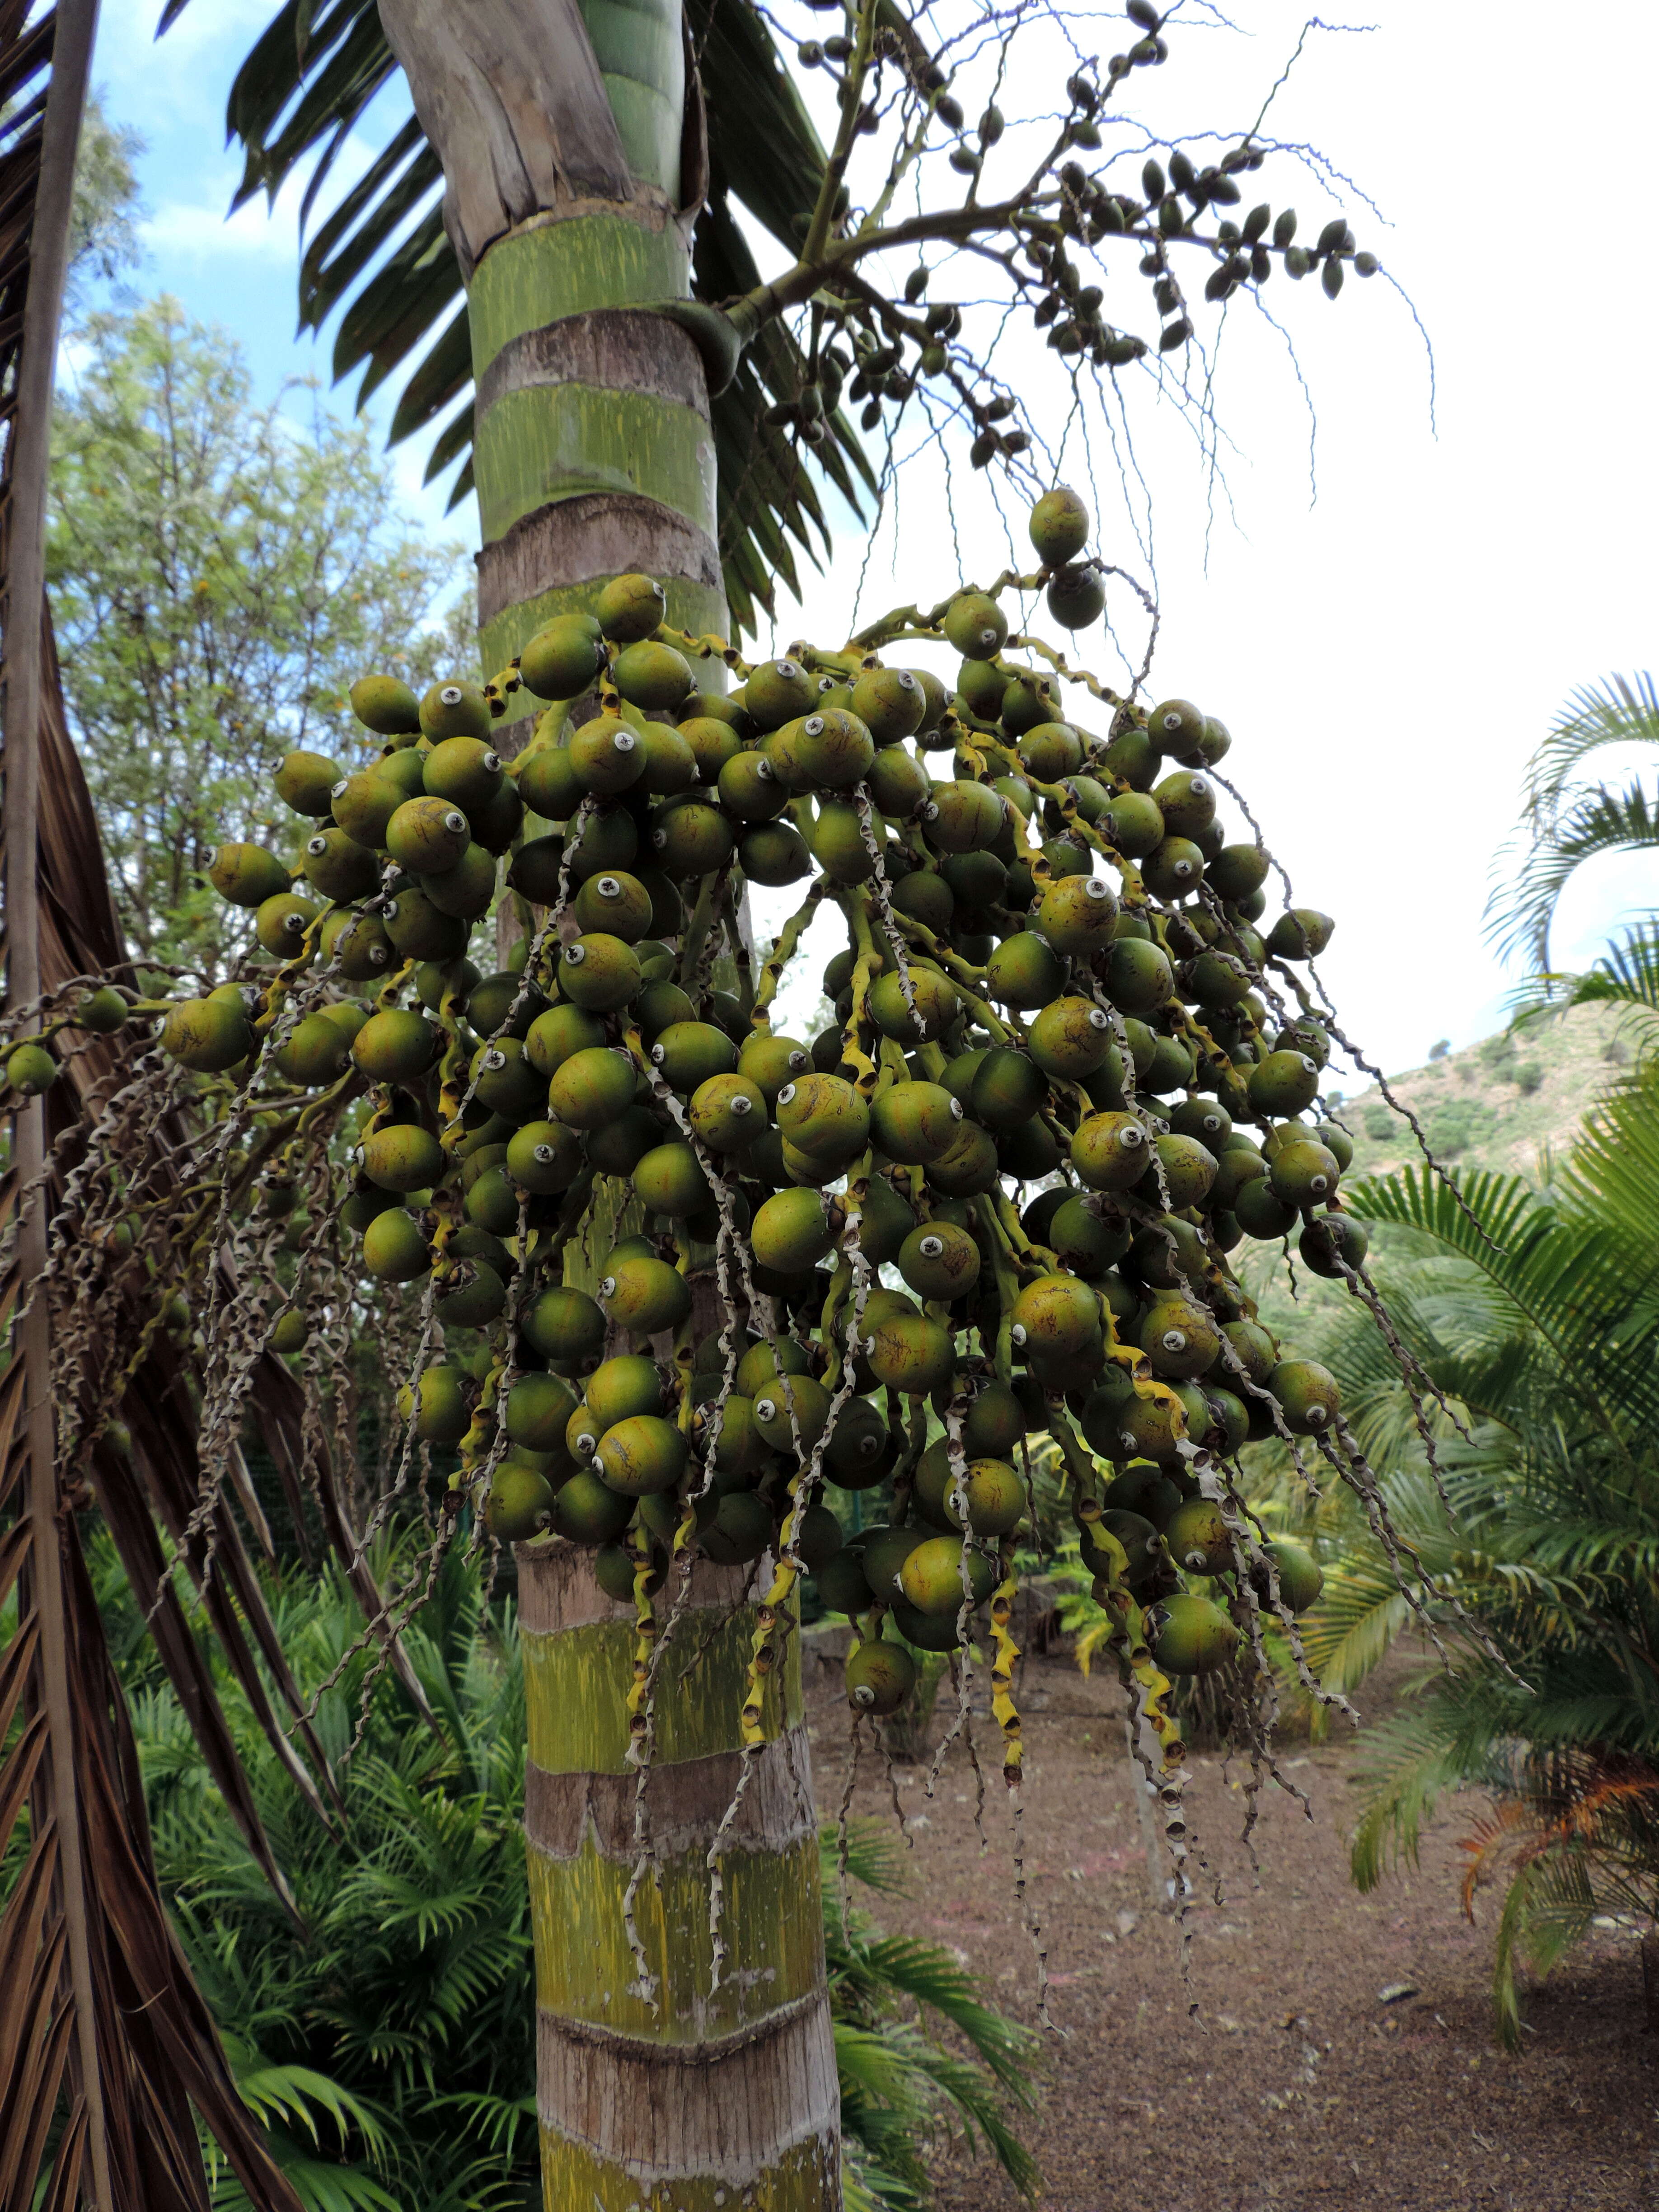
[87,2,1659,1079]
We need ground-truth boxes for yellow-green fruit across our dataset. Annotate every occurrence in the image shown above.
[418,738,498,817]
[743,656,816,731]
[300,827,378,904]
[1102,937,1173,1013]
[679,714,743,781]
[274,1010,351,1086]
[437,1259,505,1333]
[600,1255,691,1336]
[361,1207,430,1282]
[503,1371,579,1452]
[1137,1290,1220,1376]
[568,869,648,944]
[867,965,957,1045]
[919,1451,1025,1539]
[548,1045,637,1129]
[6,1041,56,1094]
[633,1140,708,1218]
[752,1371,831,1453]
[505,1119,582,1193]
[717,750,787,822]
[595,572,667,643]
[351,1008,437,1084]
[359,1123,444,1193]
[328,768,404,850]
[423,840,496,919]
[1149,1134,1218,1212]
[1071,1110,1153,1190]
[583,1354,663,1433]
[1268,1358,1341,1435]
[923,1122,1000,1198]
[1029,994,1113,1078]
[272,748,343,815]
[1150,1591,1239,1677]
[159,996,253,1073]
[651,1019,737,1091]
[1249,1049,1322,1118]
[558,933,640,1012]
[1151,768,1218,838]
[419,679,491,742]
[465,1166,518,1234]
[870,1079,964,1166]
[1141,837,1205,901]
[689,1071,766,1151]
[207,841,291,908]
[329,909,394,980]
[851,665,927,742]
[803,799,873,885]
[1011,1273,1100,1357]
[73,986,129,1034]
[351,673,422,735]
[697,1394,765,1478]
[942,591,1008,661]
[397,1365,471,1444]
[734,1339,811,1396]
[739,1034,812,1105]
[254,891,319,959]
[569,714,647,795]
[639,721,698,794]
[613,638,693,711]
[1146,698,1204,756]
[525,1003,607,1078]
[899,1536,997,1617]
[523,1285,607,1365]
[267,1309,309,1355]
[1028,484,1091,566]
[593,1413,686,1496]
[519,613,605,697]
[776,1073,869,1163]
[845,1638,917,1714]
[698,1490,774,1566]
[794,708,876,787]
[1269,1138,1340,1208]
[1209,843,1270,902]
[386,797,470,875]
[1166,1495,1230,1575]
[896,1222,980,1301]
[867,746,931,819]
[752,1186,836,1273]
[867,1312,955,1396]
[985,931,1066,1011]
[966,1047,1044,1133]
[922,778,1004,853]
[513,743,583,821]
[1037,876,1118,965]
[1017,719,1084,780]
[552,1469,632,1545]
[1257,1538,1323,1614]
[487,1462,557,1543]
[650,794,736,875]
[471,1036,545,1118]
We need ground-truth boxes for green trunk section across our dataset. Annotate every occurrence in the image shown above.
[474,382,713,547]
[540,2131,834,2212]
[579,0,686,198]
[468,216,690,379]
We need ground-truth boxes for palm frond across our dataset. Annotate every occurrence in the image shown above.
[1490,776,1659,969]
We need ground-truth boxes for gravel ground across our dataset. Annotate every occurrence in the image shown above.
[802,1642,1656,2212]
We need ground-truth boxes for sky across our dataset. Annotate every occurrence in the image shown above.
[85,1,1659,1081]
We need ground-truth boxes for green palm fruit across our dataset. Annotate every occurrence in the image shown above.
[206,841,292,908]
[328,769,404,853]
[435,1257,506,1330]
[650,1019,737,1091]
[1142,836,1205,901]
[984,932,1066,1011]
[1028,483,1091,565]
[298,828,375,904]
[268,1309,309,1356]
[924,1121,999,1197]
[738,822,811,885]
[1038,872,1117,954]
[421,736,501,815]
[693,1393,763,1477]
[613,638,693,712]
[469,1036,541,1118]
[567,714,645,796]
[593,1544,659,1604]
[522,1285,606,1366]
[1256,1538,1323,1614]
[1125,1212,1209,1293]
[1211,1141,1266,1211]
[678,714,743,782]
[845,1637,917,1713]
[396,1366,471,1445]
[804,798,873,885]
[523,1005,604,1081]
[600,1255,691,1336]
[582,1108,656,1176]
[386,796,471,875]
[866,1312,955,1395]
[359,1123,444,1193]
[470,971,544,1038]
[6,1040,56,1094]
[696,1489,772,1565]
[554,933,638,1013]
[1233,1177,1298,1239]
[1009,1273,1098,1358]
[1218,1317,1275,1384]
[590,571,665,643]
[736,1034,811,1106]
[273,748,343,815]
[729,660,804,733]
[1146,699,1206,759]
[272,1011,348,1086]
[1017,720,1084,781]
[547,1469,628,1546]
[942,591,1008,660]
[688,1072,766,1152]
[1102,937,1173,1013]
[1078,1506,1163,1589]
[1046,565,1106,631]
[633,979,693,1037]
[717,750,788,822]
[1269,1357,1341,1434]
[793,708,875,788]
[850,665,927,743]
[900,1536,997,1617]
[1150,1592,1238,1676]
[544,1046,633,1130]
[857,1528,923,1607]
[868,965,957,1044]
[870,1079,964,1165]
[1140,1295,1221,1379]
[253,890,319,960]
[419,680,492,742]
[339,1184,396,1234]
[351,1008,437,1084]
[159,995,253,1073]
[514,744,583,821]
[922,778,1004,853]
[965,1046,1043,1131]
[953,1380,1022,1457]
[896,1221,980,1301]
[734,1339,811,1397]
[1298,1212,1367,1278]
[795,1504,844,1575]
[592,1413,686,1496]
[1207,843,1270,902]
[632,1141,708,1218]
[520,612,606,697]
[360,1206,430,1282]
[1249,1050,1321,1119]
[1003,674,1054,733]
[469,778,525,853]
[853,1176,916,1267]
[650,795,736,876]
[1028,994,1112,1078]
[956,657,1008,720]
[1048,1195,1129,1275]
[503,1120,579,1193]
[817,1398,891,1492]
[567,870,649,942]
[1170,1098,1233,1152]
[1185,951,1251,1012]
[1265,907,1335,960]
[504,1372,579,1452]
[1160,1496,1233,1583]
[72,986,129,1034]
[638,721,698,794]
[1269,1137,1340,1208]
[1041,836,1091,884]
[916,1453,1024,1538]
[775,1073,870,1162]
[1071,1110,1153,1190]
[750,1186,837,1274]
[1103,792,1166,865]
[486,1462,557,1543]
[1147,1133,1217,1211]
[582,1354,663,1434]
[1140,1033,1194,1096]
[752,1372,831,1453]
[1101,726,1159,789]
[942,847,1006,908]
[464,1166,520,1234]
[1279,1018,1332,1068]
[351,674,422,735]
[420,841,494,919]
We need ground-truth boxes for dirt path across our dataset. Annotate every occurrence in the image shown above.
[803,1645,1655,2212]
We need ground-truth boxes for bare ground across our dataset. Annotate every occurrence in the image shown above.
[801,1640,1656,2212]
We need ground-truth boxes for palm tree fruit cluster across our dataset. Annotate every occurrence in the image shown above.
[147,486,1392,1766]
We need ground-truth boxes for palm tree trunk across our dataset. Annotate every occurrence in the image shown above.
[379,7,838,2198]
